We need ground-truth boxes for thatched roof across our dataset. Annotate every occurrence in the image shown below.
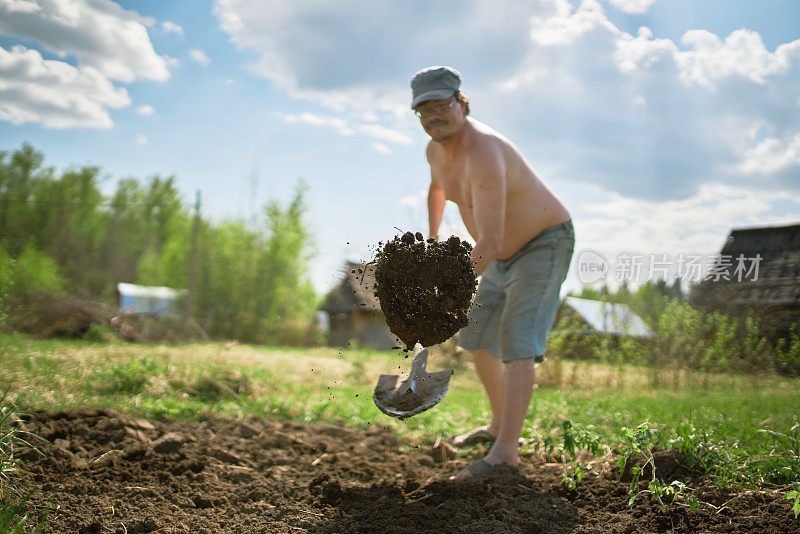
[320,261,381,313]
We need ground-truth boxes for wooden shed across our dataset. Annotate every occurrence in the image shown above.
[320,262,398,349]
[116,282,185,317]
[690,222,800,338]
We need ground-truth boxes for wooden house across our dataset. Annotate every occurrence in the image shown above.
[320,262,398,349]
[690,223,800,338]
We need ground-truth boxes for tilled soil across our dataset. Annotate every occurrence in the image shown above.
[13,410,799,533]
[374,232,476,349]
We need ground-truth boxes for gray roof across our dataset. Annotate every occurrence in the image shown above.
[565,297,655,338]
[691,223,800,308]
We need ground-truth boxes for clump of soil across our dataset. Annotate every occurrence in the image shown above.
[373,232,477,349]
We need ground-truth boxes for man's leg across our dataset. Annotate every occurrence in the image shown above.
[453,350,504,445]
[451,357,536,481]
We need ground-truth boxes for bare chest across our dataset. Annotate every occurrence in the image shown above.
[432,158,472,207]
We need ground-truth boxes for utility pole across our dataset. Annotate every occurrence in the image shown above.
[187,190,200,325]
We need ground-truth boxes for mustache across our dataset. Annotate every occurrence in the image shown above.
[426,119,446,127]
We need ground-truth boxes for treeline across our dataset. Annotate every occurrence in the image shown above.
[0,143,317,344]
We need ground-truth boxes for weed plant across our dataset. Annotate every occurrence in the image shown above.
[0,392,47,532]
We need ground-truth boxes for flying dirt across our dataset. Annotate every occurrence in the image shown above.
[373,232,477,350]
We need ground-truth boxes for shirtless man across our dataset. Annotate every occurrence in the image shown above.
[410,66,574,481]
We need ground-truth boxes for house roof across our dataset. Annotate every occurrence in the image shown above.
[564,297,655,338]
[321,261,381,313]
[691,222,800,308]
[117,283,185,300]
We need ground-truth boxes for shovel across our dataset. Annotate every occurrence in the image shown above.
[373,343,453,420]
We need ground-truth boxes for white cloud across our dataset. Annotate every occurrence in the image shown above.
[135,133,148,145]
[736,132,800,175]
[564,181,800,290]
[161,20,184,36]
[2,0,41,13]
[136,104,155,116]
[372,142,391,155]
[357,124,413,145]
[0,0,172,83]
[216,0,800,199]
[0,45,130,128]
[614,26,677,74]
[497,1,800,197]
[213,0,538,116]
[283,112,416,146]
[676,29,799,90]
[607,0,656,15]
[530,0,619,47]
[616,26,800,91]
[189,49,210,67]
[283,112,355,136]
[399,189,425,208]
[0,1,175,129]
[577,183,800,256]
[224,78,234,86]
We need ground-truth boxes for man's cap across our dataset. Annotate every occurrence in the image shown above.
[410,66,462,109]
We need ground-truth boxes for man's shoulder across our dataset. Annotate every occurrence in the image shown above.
[425,140,439,161]
[464,127,506,162]
[464,119,506,150]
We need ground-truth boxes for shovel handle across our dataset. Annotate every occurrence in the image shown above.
[410,343,429,379]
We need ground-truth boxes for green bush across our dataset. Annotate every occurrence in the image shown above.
[10,245,65,296]
[82,324,117,343]
[0,244,65,307]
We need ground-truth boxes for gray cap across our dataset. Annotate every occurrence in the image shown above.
[410,66,462,109]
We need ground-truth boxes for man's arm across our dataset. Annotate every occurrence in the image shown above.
[428,179,446,241]
[467,144,506,275]
[427,145,446,240]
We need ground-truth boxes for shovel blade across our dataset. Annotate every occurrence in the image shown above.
[373,368,453,420]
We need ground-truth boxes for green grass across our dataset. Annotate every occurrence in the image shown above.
[1,389,48,532]
[1,331,799,493]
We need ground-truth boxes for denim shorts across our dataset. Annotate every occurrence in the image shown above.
[458,220,575,362]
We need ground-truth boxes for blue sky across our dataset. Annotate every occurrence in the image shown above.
[1,0,798,296]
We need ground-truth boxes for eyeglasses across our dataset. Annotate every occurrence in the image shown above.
[414,98,458,119]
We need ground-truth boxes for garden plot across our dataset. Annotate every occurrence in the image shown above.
[13,410,799,533]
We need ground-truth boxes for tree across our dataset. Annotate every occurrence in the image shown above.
[0,144,51,256]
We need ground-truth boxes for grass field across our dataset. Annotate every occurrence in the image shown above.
[2,332,799,492]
